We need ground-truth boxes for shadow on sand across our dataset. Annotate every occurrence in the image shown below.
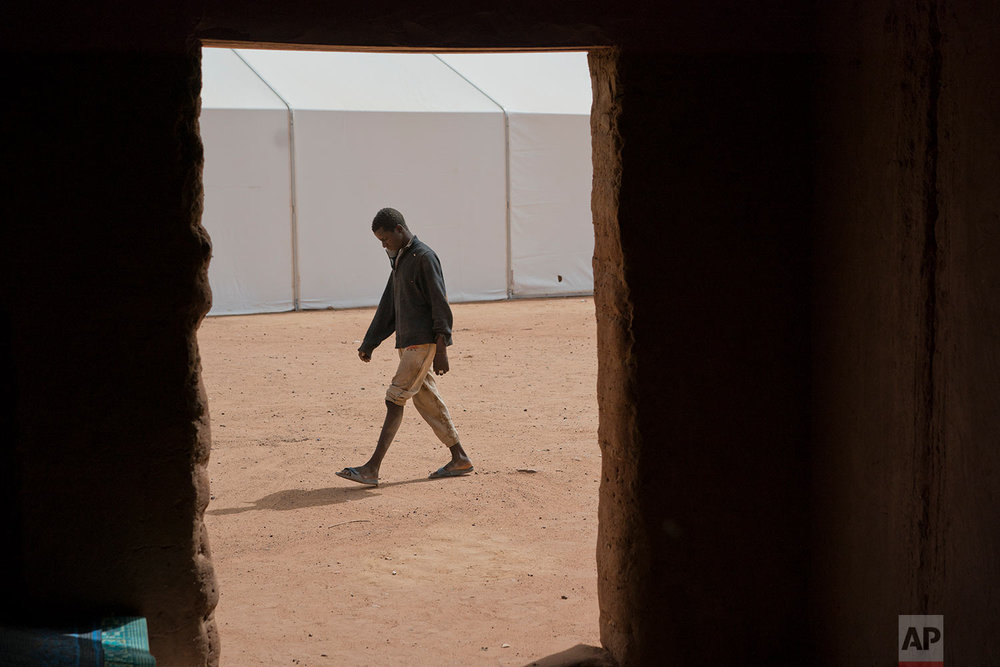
[207,475,447,515]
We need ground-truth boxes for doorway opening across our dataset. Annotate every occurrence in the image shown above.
[196,46,607,665]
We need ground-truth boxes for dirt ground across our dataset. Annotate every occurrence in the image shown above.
[197,297,601,666]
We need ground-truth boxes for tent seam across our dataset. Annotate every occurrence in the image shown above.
[232,49,302,311]
[434,55,513,299]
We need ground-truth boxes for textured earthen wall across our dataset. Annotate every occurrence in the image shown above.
[812,1,1000,663]
[606,49,814,665]
[2,41,219,667]
[811,2,936,660]
[938,1,1000,659]
[588,48,641,663]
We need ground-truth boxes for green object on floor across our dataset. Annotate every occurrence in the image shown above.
[100,617,155,667]
[0,616,155,666]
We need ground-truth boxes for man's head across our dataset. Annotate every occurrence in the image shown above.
[371,207,412,254]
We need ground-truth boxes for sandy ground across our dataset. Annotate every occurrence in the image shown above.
[197,297,600,666]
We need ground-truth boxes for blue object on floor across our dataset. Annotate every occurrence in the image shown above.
[0,616,155,666]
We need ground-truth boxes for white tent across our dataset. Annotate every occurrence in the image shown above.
[438,52,594,297]
[200,48,295,315]
[199,49,592,315]
[233,50,509,310]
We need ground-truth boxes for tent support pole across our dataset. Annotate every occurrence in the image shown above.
[287,111,301,310]
[435,56,513,299]
[502,112,512,299]
[233,49,302,311]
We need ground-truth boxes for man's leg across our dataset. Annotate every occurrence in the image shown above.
[338,345,435,485]
[412,372,472,475]
[343,400,403,482]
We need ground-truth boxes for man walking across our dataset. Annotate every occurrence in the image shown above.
[336,207,473,487]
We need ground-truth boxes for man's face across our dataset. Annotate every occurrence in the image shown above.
[374,225,406,254]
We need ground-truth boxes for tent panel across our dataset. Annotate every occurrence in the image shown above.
[294,110,508,310]
[235,50,501,113]
[200,109,295,315]
[201,48,287,110]
[437,52,592,115]
[508,112,594,296]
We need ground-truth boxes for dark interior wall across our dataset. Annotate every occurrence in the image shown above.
[811,2,936,661]
[2,0,998,665]
[600,49,814,665]
[812,1,1000,663]
[938,2,1000,660]
[2,12,219,663]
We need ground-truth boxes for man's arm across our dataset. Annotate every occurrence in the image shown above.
[420,252,453,344]
[434,333,449,375]
[418,252,453,375]
[358,275,395,361]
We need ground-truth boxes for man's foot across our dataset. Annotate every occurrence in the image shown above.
[429,463,474,479]
[429,442,472,478]
[336,466,378,486]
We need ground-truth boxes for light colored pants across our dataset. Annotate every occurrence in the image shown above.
[385,344,460,447]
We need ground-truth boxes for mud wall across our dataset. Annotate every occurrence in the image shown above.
[812,1,1000,663]
[1,0,997,665]
[937,2,1000,658]
[593,46,815,664]
[2,12,219,664]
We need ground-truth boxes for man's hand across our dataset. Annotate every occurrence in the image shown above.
[358,349,371,363]
[433,348,449,375]
[433,334,449,375]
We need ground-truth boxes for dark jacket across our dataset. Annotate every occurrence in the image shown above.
[359,236,453,354]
